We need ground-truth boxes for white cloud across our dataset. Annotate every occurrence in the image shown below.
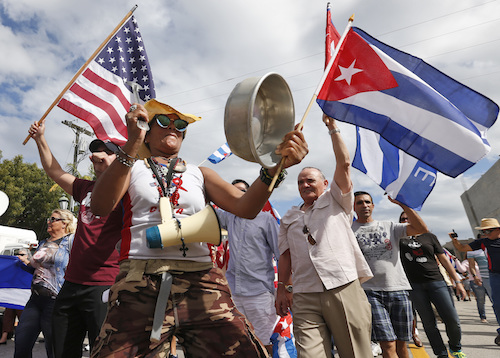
[1,0,499,244]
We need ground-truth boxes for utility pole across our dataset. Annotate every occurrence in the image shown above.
[61,120,93,211]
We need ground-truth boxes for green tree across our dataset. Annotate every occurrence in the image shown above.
[0,155,66,240]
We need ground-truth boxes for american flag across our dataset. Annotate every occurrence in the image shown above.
[57,15,155,145]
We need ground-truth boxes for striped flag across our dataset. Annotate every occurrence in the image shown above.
[57,15,155,145]
[325,9,437,209]
[271,312,297,358]
[353,127,436,210]
[317,26,498,178]
[0,256,32,309]
[207,143,232,164]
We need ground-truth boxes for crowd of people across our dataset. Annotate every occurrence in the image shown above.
[1,98,499,358]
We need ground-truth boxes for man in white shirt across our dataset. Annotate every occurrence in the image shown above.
[276,115,373,358]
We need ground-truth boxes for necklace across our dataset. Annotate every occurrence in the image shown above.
[148,157,190,256]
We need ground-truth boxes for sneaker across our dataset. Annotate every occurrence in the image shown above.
[371,341,382,357]
[495,334,500,346]
[480,318,488,323]
[450,350,467,358]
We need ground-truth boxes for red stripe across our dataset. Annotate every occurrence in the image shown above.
[68,81,128,139]
[120,193,133,261]
[58,98,116,142]
[82,68,131,110]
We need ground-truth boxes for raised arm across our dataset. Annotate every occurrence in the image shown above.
[388,197,428,236]
[29,122,76,195]
[449,233,473,252]
[202,126,308,218]
[90,104,147,216]
[323,115,351,194]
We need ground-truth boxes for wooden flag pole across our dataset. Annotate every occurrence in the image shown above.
[267,14,354,191]
[22,4,138,145]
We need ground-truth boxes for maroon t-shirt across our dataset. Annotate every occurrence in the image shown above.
[64,178,123,285]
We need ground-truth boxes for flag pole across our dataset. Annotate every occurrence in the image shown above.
[267,14,354,191]
[22,5,138,145]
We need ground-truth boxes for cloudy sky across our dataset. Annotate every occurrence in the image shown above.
[1,0,499,243]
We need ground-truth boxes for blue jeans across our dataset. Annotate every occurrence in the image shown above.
[14,293,56,358]
[470,281,492,320]
[489,272,500,332]
[409,281,462,357]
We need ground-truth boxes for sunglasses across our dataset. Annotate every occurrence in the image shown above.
[154,114,188,132]
[47,217,64,223]
[16,253,27,256]
[303,225,316,245]
[480,228,497,235]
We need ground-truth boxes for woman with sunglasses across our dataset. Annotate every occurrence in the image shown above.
[89,99,308,357]
[14,209,75,358]
[451,218,500,347]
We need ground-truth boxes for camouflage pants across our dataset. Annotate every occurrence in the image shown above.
[91,267,268,358]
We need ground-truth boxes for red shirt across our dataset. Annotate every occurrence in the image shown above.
[64,179,122,285]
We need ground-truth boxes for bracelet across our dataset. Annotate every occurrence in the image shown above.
[117,146,138,161]
[328,128,340,135]
[260,167,287,188]
[115,152,135,167]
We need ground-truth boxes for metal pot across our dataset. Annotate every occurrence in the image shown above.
[224,73,295,168]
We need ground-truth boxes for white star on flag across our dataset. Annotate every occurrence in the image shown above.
[279,319,289,330]
[335,59,363,85]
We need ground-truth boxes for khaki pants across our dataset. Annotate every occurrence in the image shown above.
[292,280,372,358]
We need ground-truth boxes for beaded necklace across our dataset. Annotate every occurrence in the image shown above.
[150,157,185,199]
[147,157,189,256]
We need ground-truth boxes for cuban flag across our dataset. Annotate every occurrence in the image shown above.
[317,27,499,178]
[353,127,437,210]
[0,256,32,309]
[271,312,297,358]
[207,143,232,164]
[263,200,281,225]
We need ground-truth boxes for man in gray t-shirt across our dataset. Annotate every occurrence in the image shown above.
[352,191,428,358]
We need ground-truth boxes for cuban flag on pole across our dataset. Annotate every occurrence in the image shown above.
[325,9,437,210]
[353,127,436,210]
[207,143,232,164]
[0,256,32,309]
[317,26,498,178]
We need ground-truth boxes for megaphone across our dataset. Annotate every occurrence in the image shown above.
[146,197,222,249]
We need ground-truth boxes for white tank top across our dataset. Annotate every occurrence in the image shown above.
[119,160,212,262]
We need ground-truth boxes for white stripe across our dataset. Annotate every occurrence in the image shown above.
[60,64,131,142]
[340,91,489,162]
[0,288,31,307]
[385,154,416,197]
[372,44,490,140]
[358,129,384,184]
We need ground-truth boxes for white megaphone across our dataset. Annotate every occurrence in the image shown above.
[146,197,222,249]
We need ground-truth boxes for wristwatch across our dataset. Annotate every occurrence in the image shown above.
[278,282,293,293]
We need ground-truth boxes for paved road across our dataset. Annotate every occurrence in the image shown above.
[1,298,498,357]
[407,298,499,358]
